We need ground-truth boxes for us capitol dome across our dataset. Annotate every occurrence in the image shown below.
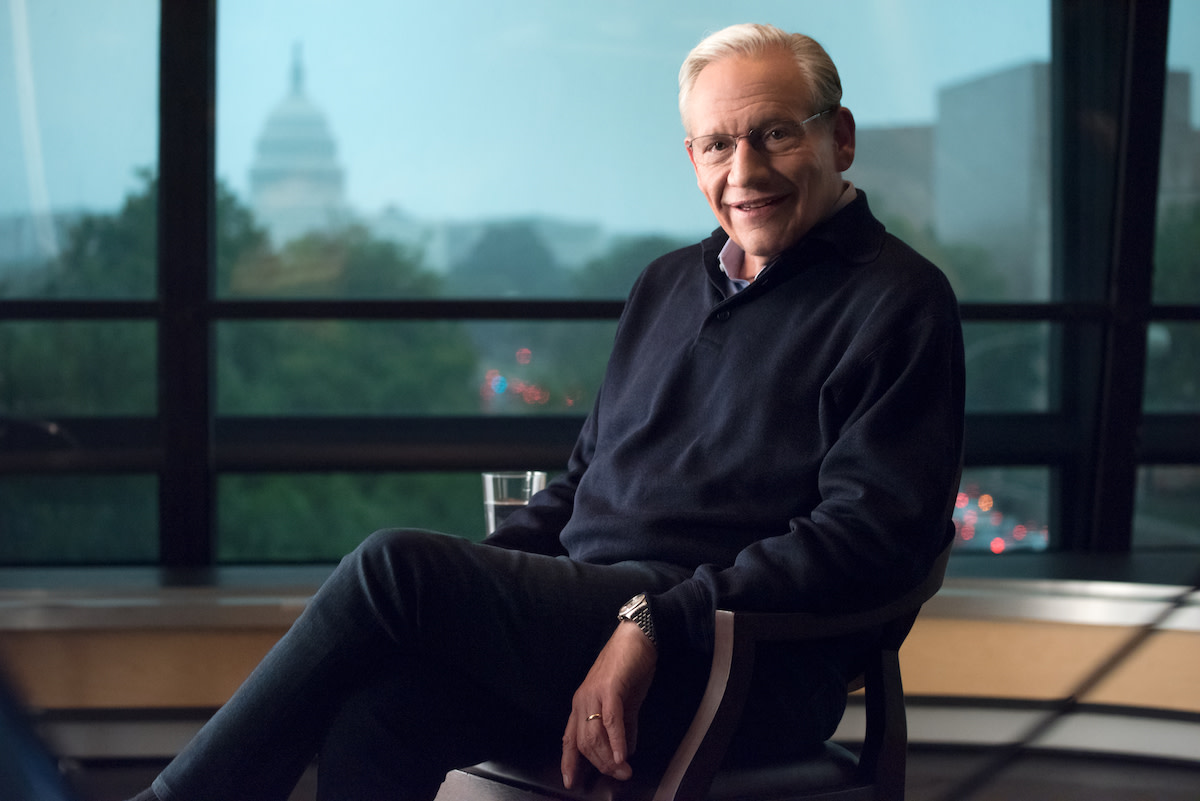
[248,46,347,247]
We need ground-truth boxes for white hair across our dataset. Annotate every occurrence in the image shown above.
[678,23,843,132]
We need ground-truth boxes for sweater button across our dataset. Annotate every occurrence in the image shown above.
[716,310,731,321]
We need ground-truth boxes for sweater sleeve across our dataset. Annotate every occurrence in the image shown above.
[649,297,965,657]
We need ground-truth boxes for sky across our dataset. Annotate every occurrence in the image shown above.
[2,0,1197,238]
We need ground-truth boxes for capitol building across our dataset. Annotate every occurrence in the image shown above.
[247,47,349,248]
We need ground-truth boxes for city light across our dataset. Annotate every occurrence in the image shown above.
[953,482,1049,554]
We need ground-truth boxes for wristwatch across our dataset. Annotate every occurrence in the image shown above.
[618,593,656,646]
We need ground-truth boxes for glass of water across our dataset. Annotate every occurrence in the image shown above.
[482,471,547,533]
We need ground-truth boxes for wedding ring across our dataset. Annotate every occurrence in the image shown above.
[587,713,602,721]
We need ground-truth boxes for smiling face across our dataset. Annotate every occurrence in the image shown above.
[684,48,855,277]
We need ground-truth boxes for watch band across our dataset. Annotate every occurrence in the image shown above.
[618,593,656,645]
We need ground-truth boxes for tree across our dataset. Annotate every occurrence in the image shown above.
[445,220,570,297]
[0,173,488,563]
[572,234,687,298]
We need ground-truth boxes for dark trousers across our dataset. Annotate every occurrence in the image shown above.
[150,529,704,801]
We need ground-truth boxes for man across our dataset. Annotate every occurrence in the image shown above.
[131,23,963,801]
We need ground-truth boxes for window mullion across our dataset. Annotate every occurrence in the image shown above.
[157,0,217,566]
[1089,0,1171,551]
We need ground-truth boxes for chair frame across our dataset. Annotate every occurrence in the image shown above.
[438,539,952,801]
[654,540,952,801]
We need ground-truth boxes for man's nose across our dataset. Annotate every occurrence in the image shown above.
[726,139,772,185]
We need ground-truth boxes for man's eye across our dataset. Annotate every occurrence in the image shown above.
[705,139,730,153]
[765,126,798,142]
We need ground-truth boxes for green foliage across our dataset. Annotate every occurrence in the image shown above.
[468,320,616,414]
[573,234,688,298]
[0,475,157,563]
[13,168,1162,562]
[0,172,488,564]
[218,472,486,562]
[40,168,159,298]
[0,170,163,416]
[217,319,480,415]
[215,181,275,296]
[445,220,570,297]
[0,321,156,416]
[880,213,1006,301]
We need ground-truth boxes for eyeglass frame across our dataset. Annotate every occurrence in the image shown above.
[686,107,837,167]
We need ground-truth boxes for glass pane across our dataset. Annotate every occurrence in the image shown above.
[218,472,491,562]
[215,1,1049,300]
[964,322,1052,412]
[0,475,157,564]
[1134,466,1200,549]
[216,320,614,415]
[1154,1,1200,305]
[0,0,158,298]
[953,467,1051,554]
[0,321,156,416]
[1145,322,1200,412]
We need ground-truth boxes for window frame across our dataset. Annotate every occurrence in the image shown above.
[1,0,1197,569]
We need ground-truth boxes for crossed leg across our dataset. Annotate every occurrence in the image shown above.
[146,529,697,801]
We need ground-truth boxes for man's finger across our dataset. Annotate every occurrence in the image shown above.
[602,713,632,780]
[580,710,616,769]
[561,716,580,789]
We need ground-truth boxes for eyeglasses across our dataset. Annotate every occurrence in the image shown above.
[687,108,835,167]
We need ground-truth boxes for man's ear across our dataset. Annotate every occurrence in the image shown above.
[833,107,856,172]
[686,139,705,192]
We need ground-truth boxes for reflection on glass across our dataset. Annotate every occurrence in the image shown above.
[1145,323,1200,412]
[218,472,486,562]
[926,63,1051,301]
[215,2,1055,301]
[216,320,616,416]
[0,321,156,416]
[1154,1,1200,305]
[963,322,1051,412]
[1134,466,1200,549]
[954,467,1050,554]
[0,0,158,299]
[0,475,157,565]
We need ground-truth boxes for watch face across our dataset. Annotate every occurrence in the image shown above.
[620,593,647,617]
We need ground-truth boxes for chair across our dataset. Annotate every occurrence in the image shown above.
[436,537,953,801]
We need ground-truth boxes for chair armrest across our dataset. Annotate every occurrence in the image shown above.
[651,539,952,801]
[722,539,953,644]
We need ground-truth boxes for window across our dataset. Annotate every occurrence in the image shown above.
[954,467,1051,554]
[2,1,1197,568]
[0,0,158,299]
[1134,466,1200,549]
[0,0,159,564]
[1134,0,1200,551]
[214,2,1051,304]
[209,1,1052,560]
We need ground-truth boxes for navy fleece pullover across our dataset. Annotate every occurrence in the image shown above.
[486,191,965,657]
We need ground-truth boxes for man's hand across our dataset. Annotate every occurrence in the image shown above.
[561,621,657,789]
